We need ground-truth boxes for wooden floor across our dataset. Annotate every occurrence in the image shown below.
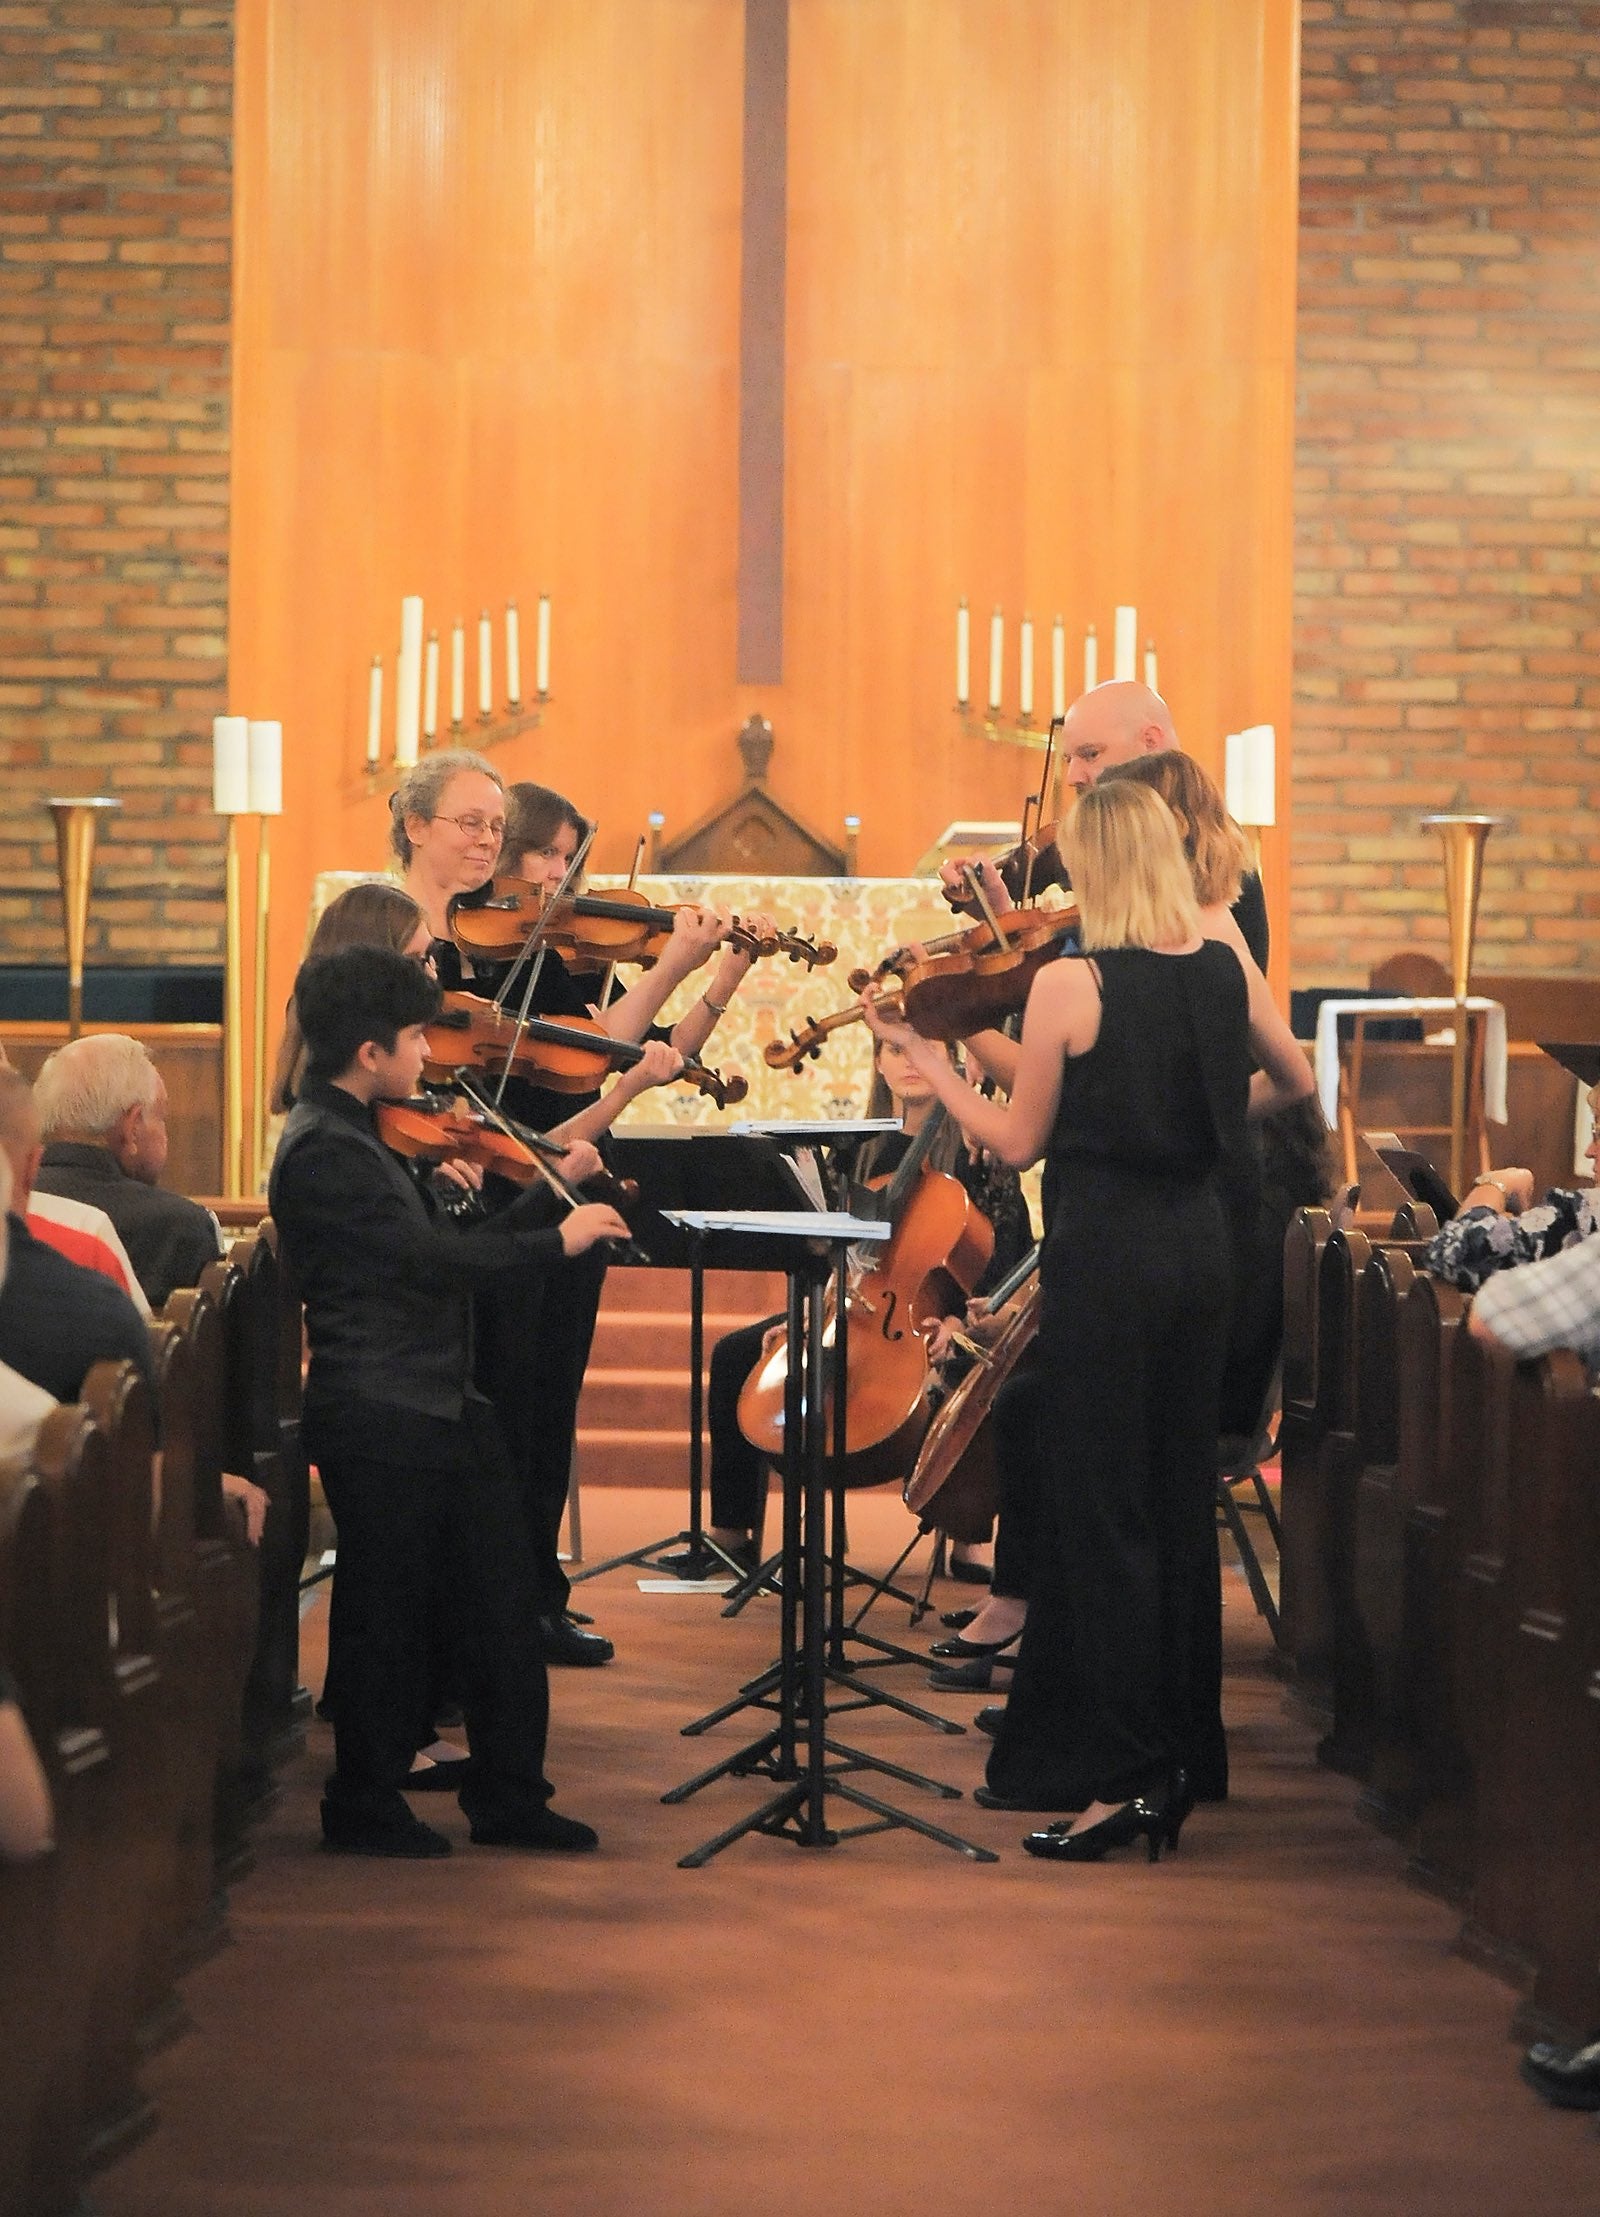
[97,1490,1596,2217]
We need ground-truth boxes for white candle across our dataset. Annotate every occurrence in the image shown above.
[1019,616,1034,719]
[246,719,282,816]
[478,610,492,717]
[1113,604,1137,682]
[988,607,1003,713]
[505,601,521,704]
[1084,625,1098,691]
[212,715,250,814]
[956,600,970,706]
[1144,641,1158,692]
[535,593,551,697]
[423,631,439,740]
[366,658,383,764]
[1051,616,1066,721]
[1225,724,1277,826]
[450,621,465,727]
[395,594,424,768]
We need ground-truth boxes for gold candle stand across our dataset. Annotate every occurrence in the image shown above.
[224,816,246,1198]
[1420,812,1497,1200]
[251,818,271,1195]
[46,795,121,1038]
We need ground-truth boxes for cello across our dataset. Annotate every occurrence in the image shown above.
[736,1104,995,1486]
[902,1246,1041,1543]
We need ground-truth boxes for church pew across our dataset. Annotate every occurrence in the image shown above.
[196,1254,267,1861]
[1312,1227,1378,1763]
[1277,1206,1338,1686]
[1349,1244,1417,1834]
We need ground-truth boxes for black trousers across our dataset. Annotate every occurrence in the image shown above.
[706,1315,779,1532]
[476,1250,607,1617]
[313,1398,551,1826]
[988,1174,1230,1809]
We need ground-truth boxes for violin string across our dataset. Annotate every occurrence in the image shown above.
[491,821,597,1108]
[594,831,647,1025]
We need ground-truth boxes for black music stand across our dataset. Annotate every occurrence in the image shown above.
[659,1207,995,1869]
[568,1127,847,1587]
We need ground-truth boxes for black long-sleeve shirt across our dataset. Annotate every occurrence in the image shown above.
[268,1078,565,1432]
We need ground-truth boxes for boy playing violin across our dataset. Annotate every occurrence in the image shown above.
[268,944,628,1859]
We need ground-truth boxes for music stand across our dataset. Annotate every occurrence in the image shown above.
[568,1126,855,1587]
[658,1208,995,1869]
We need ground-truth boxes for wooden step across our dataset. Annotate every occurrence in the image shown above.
[575,1426,695,1489]
[601,1265,784,1314]
[589,1311,778,1368]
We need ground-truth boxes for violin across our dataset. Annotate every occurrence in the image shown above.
[765,994,905,1073]
[376,1092,647,1257]
[422,990,748,1110]
[894,902,1080,1042]
[449,878,835,974]
[941,825,1070,916]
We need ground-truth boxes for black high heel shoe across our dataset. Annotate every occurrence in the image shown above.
[1021,1782,1181,1864]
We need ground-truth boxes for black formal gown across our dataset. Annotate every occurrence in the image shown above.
[985,940,1250,1811]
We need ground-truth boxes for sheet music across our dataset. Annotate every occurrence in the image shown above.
[727,1119,904,1140]
[662,1209,892,1242]
[783,1146,828,1213]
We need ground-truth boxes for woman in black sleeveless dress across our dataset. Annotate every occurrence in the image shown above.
[865,780,1313,1860]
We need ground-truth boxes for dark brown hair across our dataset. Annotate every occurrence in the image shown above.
[270,881,425,1112]
[502,781,592,881]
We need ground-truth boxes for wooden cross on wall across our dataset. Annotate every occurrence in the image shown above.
[737,0,787,685]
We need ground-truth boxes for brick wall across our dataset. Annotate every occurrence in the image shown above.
[1295,0,1600,985]
[0,0,232,967]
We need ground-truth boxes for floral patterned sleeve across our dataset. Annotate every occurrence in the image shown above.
[1425,1187,1599,1292]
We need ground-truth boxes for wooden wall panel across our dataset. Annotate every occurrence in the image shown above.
[230,0,1299,1102]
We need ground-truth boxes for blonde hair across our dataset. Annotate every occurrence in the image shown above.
[1061,781,1203,953]
[1098,750,1250,910]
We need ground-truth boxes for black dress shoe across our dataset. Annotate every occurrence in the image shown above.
[926,1652,1017,1693]
[656,1537,757,1578]
[973,1782,1080,1813]
[538,1615,615,1667]
[320,1802,452,1858]
[940,1606,980,1632]
[403,1756,474,1793]
[1521,2033,1600,2110]
[974,1705,1005,1737]
[928,1628,1020,1661]
[467,1806,599,1853]
[1022,1793,1173,1863]
[947,1556,992,1587]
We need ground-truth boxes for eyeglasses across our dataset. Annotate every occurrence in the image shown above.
[436,812,506,842]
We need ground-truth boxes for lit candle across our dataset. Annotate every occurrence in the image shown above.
[395,594,423,768]
[988,607,1003,713]
[1144,640,1158,692]
[505,601,521,705]
[421,634,438,744]
[246,719,282,816]
[1051,616,1066,721]
[956,600,970,707]
[478,610,492,717]
[535,593,551,697]
[450,621,465,727]
[1019,616,1034,720]
[212,715,250,814]
[366,658,383,765]
[1225,725,1277,827]
[1084,625,1098,691]
[1113,604,1137,682]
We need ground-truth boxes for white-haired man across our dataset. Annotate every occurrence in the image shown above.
[32,1033,221,1309]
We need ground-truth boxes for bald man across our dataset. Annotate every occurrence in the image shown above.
[941,681,1269,969]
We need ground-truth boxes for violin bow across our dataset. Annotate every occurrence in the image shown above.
[490,821,597,1107]
[1021,714,1064,909]
[595,832,647,1020]
[452,1066,648,1262]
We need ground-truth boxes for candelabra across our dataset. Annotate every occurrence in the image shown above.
[362,594,552,789]
[953,602,1157,747]
[45,795,120,1038]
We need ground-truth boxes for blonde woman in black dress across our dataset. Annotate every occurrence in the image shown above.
[865,780,1313,1861]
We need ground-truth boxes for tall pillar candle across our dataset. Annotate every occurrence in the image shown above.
[450,621,465,727]
[212,715,250,814]
[535,593,551,698]
[1113,605,1137,682]
[366,659,383,766]
[1144,642,1158,692]
[1051,617,1066,720]
[423,632,439,741]
[1084,625,1098,691]
[1019,617,1034,720]
[988,608,1003,713]
[395,594,424,768]
[505,602,521,705]
[478,611,493,717]
[956,600,970,707]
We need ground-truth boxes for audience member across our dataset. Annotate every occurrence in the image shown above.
[0,1066,156,1407]
[32,1033,222,1307]
[0,1155,55,1461]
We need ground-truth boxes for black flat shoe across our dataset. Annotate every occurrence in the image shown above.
[1521,2034,1600,2110]
[926,1653,1016,1693]
[928,1628,1020,1661]
[974,1705,1005,1738]
[320,1803,452,1859]
[538,1615,615,1667]
[940,1606,980,1631]
[946,1556,992,1587]
[467,1806,599,1853]
[404,1756,474,1793]
[973,1783,1080,1814]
